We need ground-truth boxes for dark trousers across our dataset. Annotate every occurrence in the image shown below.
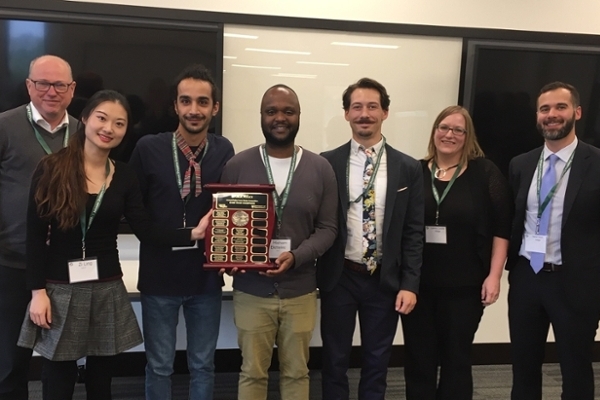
[320,268,399,400]
[401,285,484,400]
[42,356,114,400]
[0,265,32,400]
[508,257,599,400]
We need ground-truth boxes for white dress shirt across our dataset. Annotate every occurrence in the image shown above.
[29,102,70,134]
[519,137,578,264]
[345,138,387,263]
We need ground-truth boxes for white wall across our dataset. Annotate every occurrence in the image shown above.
[65,0,600,35]
[62,0,600,351]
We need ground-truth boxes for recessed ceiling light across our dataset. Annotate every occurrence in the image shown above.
[331,42,398,49]
[231,64,281,70]
[224,33,258,39]
[245,48,311,55]
[296,61,350,66]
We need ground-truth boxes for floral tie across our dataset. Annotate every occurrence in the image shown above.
[362,147,378,273]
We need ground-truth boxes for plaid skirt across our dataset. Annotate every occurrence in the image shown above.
[18,279,143,361]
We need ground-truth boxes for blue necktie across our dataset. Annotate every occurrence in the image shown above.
[530,154,558,273]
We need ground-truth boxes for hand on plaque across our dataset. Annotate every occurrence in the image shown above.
[218,267,246,276]
[191,210,212,241]
[260,251,294,277]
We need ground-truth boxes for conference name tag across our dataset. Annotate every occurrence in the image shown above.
[425,226,447,244]
[68,258,99,283]
[269,238,291,259]
[524,233,547,253]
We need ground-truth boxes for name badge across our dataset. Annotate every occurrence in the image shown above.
[172,227,199,251]
[269,238,291,259]
[425,226,447,244]
[524,233,547,253]
[172,241,199,252]
[68,258,99,283]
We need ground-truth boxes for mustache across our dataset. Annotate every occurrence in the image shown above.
[184,115,205,121]
[356,118,374,124]
[270,122,290,128]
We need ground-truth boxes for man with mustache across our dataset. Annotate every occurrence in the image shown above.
[507,82,600,400]
[317,78,424,400]
[0,55,77,399]
[219,84,338,400]
[129,64,234,400]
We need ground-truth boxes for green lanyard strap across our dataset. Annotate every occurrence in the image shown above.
[261,145,297,231]
[430,160,462,225]
[80,159,111,259]
[346,136,386,206]
[536,150,574,220]
[26,104,69,155]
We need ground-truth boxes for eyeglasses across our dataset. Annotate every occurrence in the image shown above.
[28,79,73,93]
[437,124,467,136]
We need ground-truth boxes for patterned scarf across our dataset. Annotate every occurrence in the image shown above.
[175,131,206,198]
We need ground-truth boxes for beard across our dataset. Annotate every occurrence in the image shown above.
[537,113,576,141]
[180,114,211,135]
[261,120,299,147]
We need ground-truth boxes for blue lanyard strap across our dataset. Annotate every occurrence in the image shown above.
[26,104,69,155]
[261,145,297,231]
[346,136,386,205]
[80,159,111,259]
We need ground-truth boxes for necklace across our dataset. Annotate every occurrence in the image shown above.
[434,163,459,179]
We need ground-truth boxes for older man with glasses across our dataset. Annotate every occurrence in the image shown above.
[0,55,77,400]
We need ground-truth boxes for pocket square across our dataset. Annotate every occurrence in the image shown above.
[397,187,408,192]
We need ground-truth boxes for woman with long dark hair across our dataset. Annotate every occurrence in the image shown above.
[18,90,205,400]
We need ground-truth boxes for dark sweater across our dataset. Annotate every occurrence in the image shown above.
[220,146,338,298]
[421,158,512,287]
[26,160,192,290]
[129,132,235,296]
[0,104,77,269]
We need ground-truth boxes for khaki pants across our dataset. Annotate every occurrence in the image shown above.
[233,290,317,400]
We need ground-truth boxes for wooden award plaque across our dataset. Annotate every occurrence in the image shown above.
[203,183,276,271]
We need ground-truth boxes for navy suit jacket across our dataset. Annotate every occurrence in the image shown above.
[507,140,600,311]
[316,141,424,294]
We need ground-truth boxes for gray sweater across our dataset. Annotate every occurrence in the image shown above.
[220,145,338,298]
[0,105,78,269]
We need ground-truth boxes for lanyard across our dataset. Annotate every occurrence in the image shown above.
[171,133,209,226]
[261,145,297,232]
[536,150,574,221]
[26,104,69,154]
[430,160,462,225]
[80,159,111,259]
[346,136,386,205]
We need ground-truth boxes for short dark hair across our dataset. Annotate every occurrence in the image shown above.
[173,64,220,103]
[538,81,580,108]
[342,77,390,111]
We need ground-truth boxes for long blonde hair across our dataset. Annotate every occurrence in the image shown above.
[425,105,484,166]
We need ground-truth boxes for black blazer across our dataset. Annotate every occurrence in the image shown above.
[316,141,424,294]
[507,141,600,310]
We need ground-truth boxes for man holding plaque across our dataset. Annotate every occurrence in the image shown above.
[317,78,424,400]
[129,64,234,400]
[220,84,338,400]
